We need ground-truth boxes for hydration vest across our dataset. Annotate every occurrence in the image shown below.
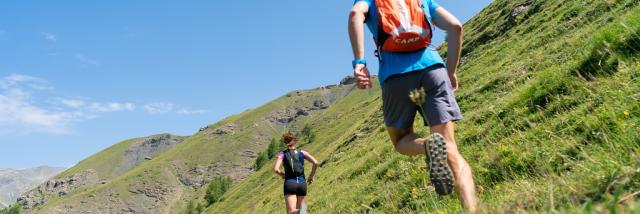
[282,149,305,180]
[374,0,434,52]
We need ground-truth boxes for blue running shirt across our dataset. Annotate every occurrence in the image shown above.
[354,0,446,84]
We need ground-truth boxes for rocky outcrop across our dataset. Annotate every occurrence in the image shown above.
[511,0,533,18]
[268,107,318,127]
[17,169,98,210]
[116,134,183,175]
[313,100,329,109]
[199,123,239,134]
[340,75,356,85]
[212,123,239,136]
[267,84,354,128]
[42,183,179,214]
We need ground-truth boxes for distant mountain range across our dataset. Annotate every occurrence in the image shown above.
[0,166,65,208]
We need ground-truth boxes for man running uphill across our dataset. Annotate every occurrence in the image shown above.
[274,131,319,214]
[348,0,478,211]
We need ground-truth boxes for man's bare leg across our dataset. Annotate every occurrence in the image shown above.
[431,122,477,212]
[387,126,425,156]
[387,122,478,212]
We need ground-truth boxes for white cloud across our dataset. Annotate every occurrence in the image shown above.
[0,75,80,135]
[0,74,212,135]
[60,99,85,109]
[75,54,99,68]
[0,74,51,90]
[143,102,174,114]
[143,103,210,115]
[0,74,136,135]
[0,95,82,135]
[56,98,134,113]
[177,108,210,115]
[88,102,135,112]
[42,32,56,42]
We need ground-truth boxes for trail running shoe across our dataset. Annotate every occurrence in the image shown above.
[425,133,455,195]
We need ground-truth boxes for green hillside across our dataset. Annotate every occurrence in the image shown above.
[202,0,640,213]
[55,137,147,179]
[24,84,355,213]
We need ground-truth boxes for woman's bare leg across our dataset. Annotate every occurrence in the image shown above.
[285,194,297,214]
[296,196,305,213]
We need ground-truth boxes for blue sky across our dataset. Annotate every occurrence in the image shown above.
[0,0,492,169]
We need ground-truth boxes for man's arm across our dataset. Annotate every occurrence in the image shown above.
[349,2,368,60]
[348,2,372,89]
[431,7,463,91]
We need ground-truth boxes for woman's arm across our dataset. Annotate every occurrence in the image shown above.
[273,155,284,179]
[431,6,464,91]
[303,151,319,184]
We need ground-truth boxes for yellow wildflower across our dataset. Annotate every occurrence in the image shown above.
[409,87,426,106]
[385,170,393,179]
[411,187,418,198]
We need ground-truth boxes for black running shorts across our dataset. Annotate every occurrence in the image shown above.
[283,181,307,196]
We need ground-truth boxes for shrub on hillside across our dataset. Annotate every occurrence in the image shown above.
[266,138,282,159]
[205,176,232,206]
[301,125,316,144]
[0,205,21,214]
[182,201,197,214]
[254,151,268,170]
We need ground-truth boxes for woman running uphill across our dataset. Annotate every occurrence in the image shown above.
[348,0,478,212]
[273,131,318,214]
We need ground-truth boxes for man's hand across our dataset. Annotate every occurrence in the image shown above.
[448,71,458,92]
[354,64,372,89]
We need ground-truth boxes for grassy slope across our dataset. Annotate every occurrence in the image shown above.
[206,0,640,213]
[208,80,382,213]
[55,137,144,179]
[34,134,185,205]
[32,85,353,213]
[55,134,191,180]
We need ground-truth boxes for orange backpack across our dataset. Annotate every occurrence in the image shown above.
[374,0,433,53]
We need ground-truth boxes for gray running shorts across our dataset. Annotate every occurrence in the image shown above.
[382,65,463,129]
